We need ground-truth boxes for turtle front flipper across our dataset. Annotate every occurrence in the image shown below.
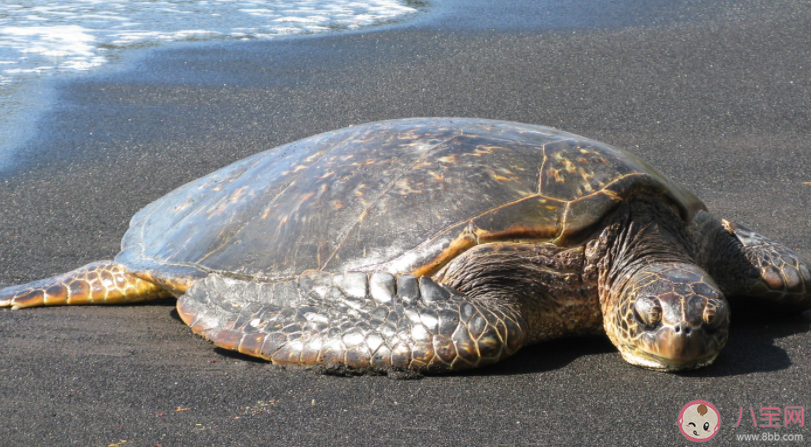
[722,221,811,309]
[176,272,525,374]
[0,261,171,310]
[694,212,811,310]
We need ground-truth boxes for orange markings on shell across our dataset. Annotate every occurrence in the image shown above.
[410,231,477,277]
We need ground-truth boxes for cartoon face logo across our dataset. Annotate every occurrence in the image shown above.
[679,400,721,442]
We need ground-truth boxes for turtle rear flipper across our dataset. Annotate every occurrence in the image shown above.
[0,261,171,309]
[176,272,526,374]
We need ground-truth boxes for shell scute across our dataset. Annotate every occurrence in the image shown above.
[540,139,655,200]
[471,195,565,242]
[117,118,705,284]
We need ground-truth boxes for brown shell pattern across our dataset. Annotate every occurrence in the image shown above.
[116,118,705,282]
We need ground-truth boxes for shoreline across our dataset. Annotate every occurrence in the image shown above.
[0,0,782,171]
[1,0,810,445]
[0,0,429,171]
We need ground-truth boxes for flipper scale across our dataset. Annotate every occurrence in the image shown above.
[176,272,526,374]
[0,261,170,309]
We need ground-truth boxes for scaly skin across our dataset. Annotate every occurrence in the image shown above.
[176,272,525,373]
[692,211,811,310]
[605,263,730,370]
[593,199,732,371]
[0,261,171,309]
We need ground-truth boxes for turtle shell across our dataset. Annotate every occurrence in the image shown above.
[116,118,706,287]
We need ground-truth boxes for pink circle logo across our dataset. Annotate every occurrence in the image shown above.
[679,400,721,442]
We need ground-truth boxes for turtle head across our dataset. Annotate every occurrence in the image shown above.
[606,263,730,371]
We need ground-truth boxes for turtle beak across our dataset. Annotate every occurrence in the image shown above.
[620,333,723,371]
[639,323,719,368]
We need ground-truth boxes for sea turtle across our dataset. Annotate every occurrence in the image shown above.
[1,118,810,373]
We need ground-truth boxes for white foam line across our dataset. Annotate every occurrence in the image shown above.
[0,0,419,162]
[0,0,418,81]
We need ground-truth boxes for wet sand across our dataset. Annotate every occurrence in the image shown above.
[1,0,810,445]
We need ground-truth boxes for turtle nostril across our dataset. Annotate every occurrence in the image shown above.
[673,324,692,335]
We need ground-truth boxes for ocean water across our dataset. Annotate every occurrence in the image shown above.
[0,0,420,167]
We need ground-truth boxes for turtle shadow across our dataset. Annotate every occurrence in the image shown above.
[458,335,617,377]
[680,309,811,378]
[213,347,275,364]
[150,297,179,307]
[166,307,810,378]
[457,309,811,378]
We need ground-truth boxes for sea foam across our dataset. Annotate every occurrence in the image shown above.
[0,0,418,167]
[0,0,417,83]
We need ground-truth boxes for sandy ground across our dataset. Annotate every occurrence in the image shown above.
[1,0,810,445]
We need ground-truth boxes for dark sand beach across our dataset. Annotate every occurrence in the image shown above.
[1,0,811,445]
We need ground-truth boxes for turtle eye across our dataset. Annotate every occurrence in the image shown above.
[634,296,662,327]
[703,298,728,328]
